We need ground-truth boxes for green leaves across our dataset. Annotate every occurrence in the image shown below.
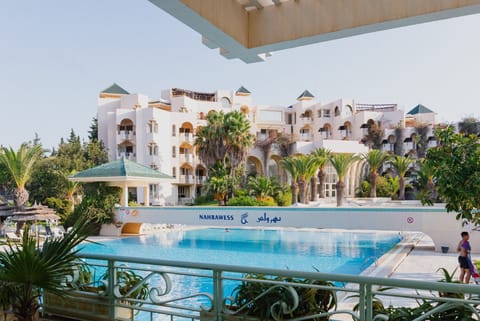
[425,126,480,224]
[0,218,90,321]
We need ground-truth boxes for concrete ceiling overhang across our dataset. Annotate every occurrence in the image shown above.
[149,0,480,63]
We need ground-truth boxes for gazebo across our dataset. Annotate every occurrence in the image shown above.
[69,158,172,207]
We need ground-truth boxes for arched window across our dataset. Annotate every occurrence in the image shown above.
[334,106,340,116]
[221,97,231,108]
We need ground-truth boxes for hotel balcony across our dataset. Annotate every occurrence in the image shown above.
[118,152,136,161]
[178,175,194,184]
[299,117,313,124]
[117,130,135,141]
[179,154,193,163]
[179,133,194,143]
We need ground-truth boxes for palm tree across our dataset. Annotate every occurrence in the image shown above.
[330,153,358,207]
[0,219,89,321]
[0,144,43,210]
[63,170,81,212]
[361,150,391,198]
[247,176,281,200]
[280,157,300,205]
[388,155,414,200]
[311,148,331,200]
[195,110,254,180]
[415,159,437,204]
[295,155,319,204]
[194,111,227,168]
[224,111,255,176]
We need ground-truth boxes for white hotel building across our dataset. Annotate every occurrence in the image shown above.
[97,84,438,206]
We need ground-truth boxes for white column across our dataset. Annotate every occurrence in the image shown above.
[143,185,150,207]
[122,183,129,207]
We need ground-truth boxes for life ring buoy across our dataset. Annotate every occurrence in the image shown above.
[131,210,139,217]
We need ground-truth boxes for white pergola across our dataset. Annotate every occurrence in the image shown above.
[69,158,172,207]
[150,0,480,63]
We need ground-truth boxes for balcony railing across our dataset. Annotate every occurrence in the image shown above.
[299,117,313,124]
[42,253,480,321]
[117,130,135,141]
[118,152,136,161]
[178,174,194,184]
[179,154,193,163]
[179,133,194,143]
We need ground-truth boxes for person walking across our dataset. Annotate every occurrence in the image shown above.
[457,231,472,283]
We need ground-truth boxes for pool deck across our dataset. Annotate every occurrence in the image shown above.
[335,232,462,320]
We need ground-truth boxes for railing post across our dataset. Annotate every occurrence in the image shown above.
[213,270,223,321]
[365,284,373,321]
[107,258,117,320]
[358,283,373,321]
[358,283,366,321]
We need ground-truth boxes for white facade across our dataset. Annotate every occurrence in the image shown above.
[97,85,438,205]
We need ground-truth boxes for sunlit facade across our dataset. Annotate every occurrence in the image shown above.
[97,84,437,205]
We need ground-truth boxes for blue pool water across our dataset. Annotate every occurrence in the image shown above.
[78,228,402,319]
[80,228,402,274]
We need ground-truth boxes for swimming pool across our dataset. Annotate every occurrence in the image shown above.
[80,228,402,274]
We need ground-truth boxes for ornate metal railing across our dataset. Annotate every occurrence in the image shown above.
[42,253,480,321]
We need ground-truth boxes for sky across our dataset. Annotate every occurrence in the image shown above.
[0,1,479,150]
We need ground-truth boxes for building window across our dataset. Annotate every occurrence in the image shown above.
[172,125,176,136]
[148,143,158,156]
[323,109,331,117]
[172,167,176,178]
[172,146,176,158]
[150,163,159,170]
[148,120,158,133]
[221,97,231,108]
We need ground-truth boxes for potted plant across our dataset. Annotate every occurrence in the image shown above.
[0,219,90,321]
[202,273,337,321]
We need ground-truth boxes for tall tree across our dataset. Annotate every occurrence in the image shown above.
[362,120,385,150]
[414,159,437,204]
[280,157,300,205]
[329,153,358,207]
[0,144,43,210]
[393,127,404,156]
[361,150,391,198]
[414,124,429,159]
[388,155,414,200]
[458,117,480,136]
[311,148,331,200]
[88,117,99,141]
[424,126,480,224]
[195,111,254,177]
[294,155,319,204]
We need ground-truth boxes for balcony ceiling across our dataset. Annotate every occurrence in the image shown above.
[149,0,480,63]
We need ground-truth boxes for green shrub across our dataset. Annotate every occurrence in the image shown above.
[256,196,278,206]
[45,197,72,219]
[194,194,215,205]
[227,196,259,206]
[355,176,397,198]
[276,190,292,207]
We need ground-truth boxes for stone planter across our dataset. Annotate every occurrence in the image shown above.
[43,291,132,321]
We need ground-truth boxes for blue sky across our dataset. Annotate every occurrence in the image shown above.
[1,1,479,150]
